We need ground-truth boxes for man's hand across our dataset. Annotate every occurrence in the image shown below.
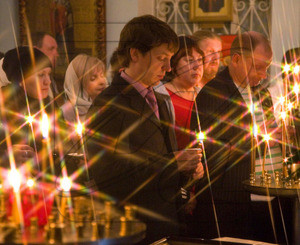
[174,148,203,177]
[193,161,204,179]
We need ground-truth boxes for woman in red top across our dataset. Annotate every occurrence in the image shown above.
[163,35,204,234]
[164,35,204,150]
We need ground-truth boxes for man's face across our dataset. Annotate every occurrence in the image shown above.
[198,38,222,83]
[235,44,272,87]
[135,43,174,87]
[40,35,59,67]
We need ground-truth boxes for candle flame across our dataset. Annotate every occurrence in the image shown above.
[263,134,270,142]
[60,177,72,192]
[75,121,84,137]
[293,65,300,75]
[280,111,287,120]
[40,113,50,139]
[279,96,285,105]
[26,115,34,124]
[197,131,205,141]
[250,102,256,115]
[26,178,35,188]
[253,123,258,137]
[283,64,291,74]
[8,169,22,192]
[293,83,299,94]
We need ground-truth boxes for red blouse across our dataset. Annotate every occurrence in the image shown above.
[167,88,194,150]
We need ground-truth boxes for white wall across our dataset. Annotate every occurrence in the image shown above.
[271,0,300,80]
[0,0,19,53]
[269,0,300,119]
[106,0,138,67]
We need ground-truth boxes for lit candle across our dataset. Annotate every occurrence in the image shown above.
[26,178,36,205]
[262,134,270,177]
[293,82,299,106]
[281,110,288,177]
[59,176,72,223]
[8,168,23,225]
[250,102,257,174]
[75,120,84,137]
[197,131,205,146]
[293,65,300,75]
[40,112,50,181]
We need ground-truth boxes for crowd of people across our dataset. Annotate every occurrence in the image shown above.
[0,14,299,244]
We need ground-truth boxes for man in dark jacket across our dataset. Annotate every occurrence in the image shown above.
[190,31,274,239]
[85,15,203,243]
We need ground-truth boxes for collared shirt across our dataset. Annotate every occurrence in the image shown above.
[121,71,160,119]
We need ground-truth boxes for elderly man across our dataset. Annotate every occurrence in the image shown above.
[193,30,222,89]
[86,15,203,243]
[190,31,283,240]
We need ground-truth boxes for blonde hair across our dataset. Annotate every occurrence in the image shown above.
[71,54,105,86]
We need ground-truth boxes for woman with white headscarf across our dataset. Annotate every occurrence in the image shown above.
[61,54,107,124]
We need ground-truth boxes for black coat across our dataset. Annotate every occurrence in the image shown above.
[191,67,252,203]
[85,73,180,242]
[190,67,253,238]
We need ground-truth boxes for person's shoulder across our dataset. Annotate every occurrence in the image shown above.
[201,68,234,94]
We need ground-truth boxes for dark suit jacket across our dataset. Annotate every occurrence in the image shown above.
[85,73,180,241]
[191,67,252,203]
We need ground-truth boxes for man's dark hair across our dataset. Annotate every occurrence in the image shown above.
[230,31,272,57]
[113,15,179,69]
[165,35,204,82]
[192,30,221,43]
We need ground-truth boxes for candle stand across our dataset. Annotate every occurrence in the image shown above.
[243,166,300,244]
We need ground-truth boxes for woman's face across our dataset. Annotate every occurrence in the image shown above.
[23,67,52,99]
[83,68,107,100]
[175,48,203,88]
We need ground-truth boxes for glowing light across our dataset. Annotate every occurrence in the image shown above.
[263,134,271,142]
[293,65,300,75]
[293,83,299,94]
[197,131,205,141]
[284,158,288,163]
[283,64,291,73]
[288,102,293,111]
[279,96,285,105]
[40,113,50,139]
[26,115,34,124]
[8,169,22,192]
[26,178,35,188]
[75,121,84,137]
[250,102,256,114]
[280,111,287,120]
[253,123,258,137]
[60,177,72,192]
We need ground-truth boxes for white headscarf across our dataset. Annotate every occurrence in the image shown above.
[63,54,106,122]
[0,58,11,87]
